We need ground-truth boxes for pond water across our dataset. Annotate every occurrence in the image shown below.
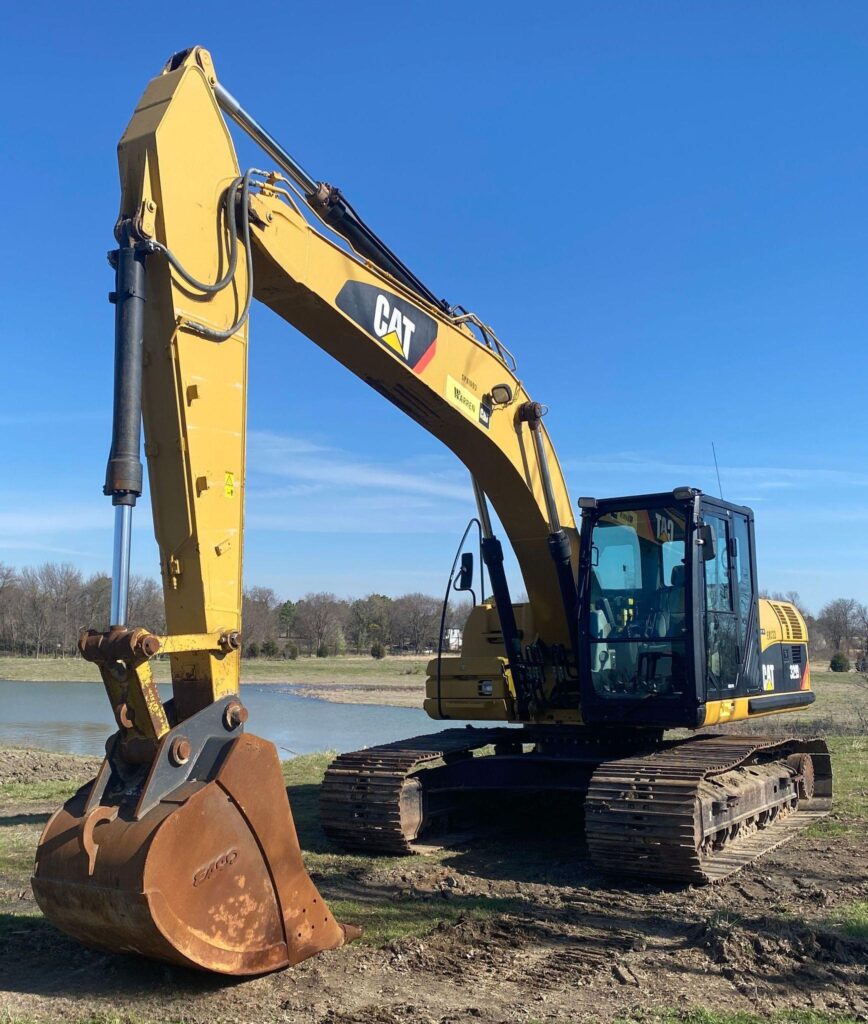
[0,680,470,758]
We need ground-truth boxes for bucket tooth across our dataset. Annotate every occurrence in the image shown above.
[33,724,354,975]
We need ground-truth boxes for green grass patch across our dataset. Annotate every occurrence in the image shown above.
[330,892,520,945]
[825,899,868,939]
[241,653,428,685]
[805,735,867,837]
[0,824,42,876]
[281,750,334,786]
[0,778,81,804]
[614,1011,863,1024]
[0,656,109,683]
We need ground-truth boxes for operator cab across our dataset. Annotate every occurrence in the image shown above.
[577,488,760,729]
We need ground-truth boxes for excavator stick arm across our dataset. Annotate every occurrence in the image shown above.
[115,48,250,718]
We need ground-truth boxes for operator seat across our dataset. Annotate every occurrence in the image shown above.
[647,564,686,638]
[589,568,615,633]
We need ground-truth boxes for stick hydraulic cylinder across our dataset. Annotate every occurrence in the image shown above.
[520,403,578,646]
[213,82,445,311]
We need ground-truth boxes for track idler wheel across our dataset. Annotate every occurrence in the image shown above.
[787,752,815,801]
[33,725,357,975]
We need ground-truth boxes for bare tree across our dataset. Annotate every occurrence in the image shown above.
[242,587,281,653]
[17,567,53,657]
[759,589,808,614]
[295,592,344,655]
[856,603,868,657]
[80,573,112,633]
[38,563,85,656]
[816,598,860,654]
[0,563,16,595]
[0,564,20,654]
[128,577,166,633]
[391,593,441,653]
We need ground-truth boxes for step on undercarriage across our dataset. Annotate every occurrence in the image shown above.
[321,728,832,884]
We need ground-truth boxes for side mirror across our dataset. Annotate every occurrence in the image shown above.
[697,524,717,562]
[455,552,474,591]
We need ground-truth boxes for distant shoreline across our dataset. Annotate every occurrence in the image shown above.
[0,654,427,708]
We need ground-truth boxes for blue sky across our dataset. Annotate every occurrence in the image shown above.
[1,3,867,614]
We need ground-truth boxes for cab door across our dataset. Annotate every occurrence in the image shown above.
[730,511,762,695]
[702,512,739,699]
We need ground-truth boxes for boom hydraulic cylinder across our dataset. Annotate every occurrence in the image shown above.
[104,226,146,626]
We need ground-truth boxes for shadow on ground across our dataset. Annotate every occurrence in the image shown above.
[0,812,51,828]
[0,912,245,997]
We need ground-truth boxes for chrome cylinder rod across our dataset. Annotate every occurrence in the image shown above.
[213,81,447,311]
[214,83,318,197]
[530,424,561,533]
[110,504,133,627]
[471,476,493,539]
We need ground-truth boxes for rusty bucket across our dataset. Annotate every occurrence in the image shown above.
[33,712,355,975]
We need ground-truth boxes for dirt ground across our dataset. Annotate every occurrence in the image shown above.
[0,748,865,1024]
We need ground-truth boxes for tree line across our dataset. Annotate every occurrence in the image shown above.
[0,563,165,659]
[1,560,865,662]
[0,561,460,659]
[242,587,461,658]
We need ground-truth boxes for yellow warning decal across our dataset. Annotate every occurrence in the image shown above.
[445,375,491,429]
[224,472,235,498]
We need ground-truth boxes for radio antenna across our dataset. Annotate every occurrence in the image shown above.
[711,442,724,499]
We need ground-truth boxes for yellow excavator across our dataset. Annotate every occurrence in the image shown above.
[33,47,831,976]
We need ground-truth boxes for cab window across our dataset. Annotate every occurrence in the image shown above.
[595,527,640,590]
[587,507,688,699]
[704,515,731,611]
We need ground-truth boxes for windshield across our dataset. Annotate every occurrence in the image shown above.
[587,507,688,699]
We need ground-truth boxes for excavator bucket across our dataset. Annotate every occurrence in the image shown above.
[33,700,354,975]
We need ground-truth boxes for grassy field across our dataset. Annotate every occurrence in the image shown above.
[1,733,863,948]
[0,736,864,1023]
[0,726,864,1021]
[0,664,863,1022]
[701,669,866,738]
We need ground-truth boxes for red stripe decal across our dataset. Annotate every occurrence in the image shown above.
[413,339,437,375]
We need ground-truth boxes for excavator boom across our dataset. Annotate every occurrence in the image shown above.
[32,44,575,976]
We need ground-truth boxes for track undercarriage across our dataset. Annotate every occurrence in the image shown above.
[321,729,832,884]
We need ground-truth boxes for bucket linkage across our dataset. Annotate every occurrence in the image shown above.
[33,628,359,975]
